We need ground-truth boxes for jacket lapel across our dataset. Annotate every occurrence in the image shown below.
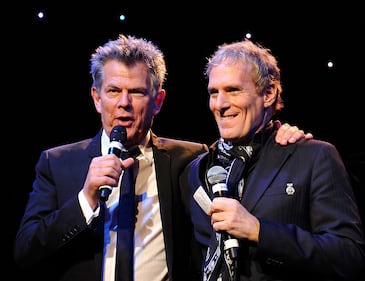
[242,138,297,211]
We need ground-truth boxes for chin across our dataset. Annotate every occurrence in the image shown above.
[219,130,234,139]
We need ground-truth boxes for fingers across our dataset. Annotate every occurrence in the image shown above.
[304,132,314,140]
[121,157,135,169]
[276,123,312,145]
[275,123,294,145]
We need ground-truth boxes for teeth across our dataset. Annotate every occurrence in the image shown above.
[221,115,234,120]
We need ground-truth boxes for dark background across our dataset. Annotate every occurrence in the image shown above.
[6,1,364,279]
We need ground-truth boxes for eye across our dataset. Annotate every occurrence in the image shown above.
[225,87,242,94]
[106,88,122,98]
[128,87,150,97]
[129,89,147,97]
[208,89,218,96]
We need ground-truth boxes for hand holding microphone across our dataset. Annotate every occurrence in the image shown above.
[99,125,127,202]
[207,165,239,260]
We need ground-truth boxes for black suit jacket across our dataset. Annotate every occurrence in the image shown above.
[180,131,365,280]
[14,129,207,281]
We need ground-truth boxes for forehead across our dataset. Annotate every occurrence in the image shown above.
[103,60,150,84]
[208,61,252,87]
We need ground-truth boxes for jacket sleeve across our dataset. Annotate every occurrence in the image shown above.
[13,148,96,268]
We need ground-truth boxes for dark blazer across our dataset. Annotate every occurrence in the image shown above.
[13,129,208,281]
[180,131,365,281]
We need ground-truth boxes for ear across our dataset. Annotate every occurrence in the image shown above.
[153,90,166,113]
[91,87,102,114]
[263,87,277,108]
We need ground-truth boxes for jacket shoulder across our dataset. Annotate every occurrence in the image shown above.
[153,134,208,154]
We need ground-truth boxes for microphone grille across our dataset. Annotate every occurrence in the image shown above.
[110,125,127,144]
[207,165,227,185]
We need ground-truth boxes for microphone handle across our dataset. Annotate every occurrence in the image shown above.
[213,184,239,259]
[99,144,123,201]
[221,232,239,259]
[99,186,113,202]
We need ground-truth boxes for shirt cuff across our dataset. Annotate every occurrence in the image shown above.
[78,190,100,225]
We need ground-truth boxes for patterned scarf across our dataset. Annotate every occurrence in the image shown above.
[204,139,253,281]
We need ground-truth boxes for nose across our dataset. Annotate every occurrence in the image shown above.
[214,91,230,109]
[118,91,131,107]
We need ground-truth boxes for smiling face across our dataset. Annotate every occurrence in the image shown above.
[208,60,275,144]
[91,59,165,147]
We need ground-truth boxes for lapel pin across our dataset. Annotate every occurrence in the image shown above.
[285,183,295,195]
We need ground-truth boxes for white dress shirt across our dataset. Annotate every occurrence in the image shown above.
[79,130,168,281]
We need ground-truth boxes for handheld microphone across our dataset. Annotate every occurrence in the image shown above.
[99,125,127,202]
[207,165,239,260]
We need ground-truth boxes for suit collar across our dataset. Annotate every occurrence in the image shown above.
[87,128,103,158]
[242,135,297,211]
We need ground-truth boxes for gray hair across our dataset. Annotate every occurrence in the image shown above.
[90,34,167,97]
[205,39,283,114]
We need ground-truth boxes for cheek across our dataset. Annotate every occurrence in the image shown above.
[99,99,113,113]
[136,102,154,120]
[95,98,107,114]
